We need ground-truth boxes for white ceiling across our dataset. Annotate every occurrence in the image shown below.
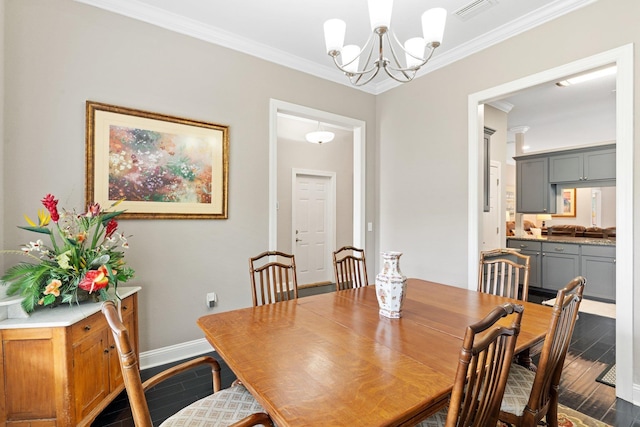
[76,0,613,152]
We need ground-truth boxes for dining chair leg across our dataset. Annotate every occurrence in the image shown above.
[546,388,560,427]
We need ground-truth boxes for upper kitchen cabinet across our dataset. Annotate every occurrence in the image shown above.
[549,144,616,184]
[515,155,557,214]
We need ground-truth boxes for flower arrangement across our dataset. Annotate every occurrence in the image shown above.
[1,194,135,313]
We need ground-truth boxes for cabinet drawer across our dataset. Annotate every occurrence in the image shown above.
[507,239,541,251]
[72,310,106,341]
[542,242,580,255]
[581,245,616,258]
[71,295,135,341]
[119,295,136,317]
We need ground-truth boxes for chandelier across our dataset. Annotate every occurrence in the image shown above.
[323,0,447,86]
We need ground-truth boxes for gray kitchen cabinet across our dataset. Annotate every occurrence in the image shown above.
[506,239,616,301]
[506,239,541,289]
[541,242,580,292]
[516,157,556,214]
[549,145,616,184]
[581,245,616,301]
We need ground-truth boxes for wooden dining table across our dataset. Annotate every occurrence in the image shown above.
[197,278,553,427]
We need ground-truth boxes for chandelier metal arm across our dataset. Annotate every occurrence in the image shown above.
[382,42,438,83]
[385,31,413,81]
[330,54,380,86]
[329,33,379,78]
[350,64,381,86]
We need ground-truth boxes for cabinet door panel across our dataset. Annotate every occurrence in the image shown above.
[517,159,554,213]
[522,250,540,289]
[542,253,580,291]
[2,338,56,421]
[584,149,616,181]
[549,153,582,183]
[73,328,111,420]
[581,255,616,301]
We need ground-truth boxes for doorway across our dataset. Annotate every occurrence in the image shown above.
[268,99,367,272]
[467,45,634,401]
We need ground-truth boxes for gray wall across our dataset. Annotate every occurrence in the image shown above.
[2,0,376,351]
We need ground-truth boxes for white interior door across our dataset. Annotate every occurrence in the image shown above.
[481,162,501,251]
[293,172,336,286]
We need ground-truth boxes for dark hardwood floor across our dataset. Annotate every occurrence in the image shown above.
[93,285,637,426]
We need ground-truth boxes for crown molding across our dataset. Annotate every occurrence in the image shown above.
[75,0,595,96]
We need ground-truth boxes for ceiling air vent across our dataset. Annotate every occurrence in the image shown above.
[454,0,498,21]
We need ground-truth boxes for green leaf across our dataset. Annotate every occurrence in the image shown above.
[89,254,110,268]
[17,225,52,235]
[100,210,125,225]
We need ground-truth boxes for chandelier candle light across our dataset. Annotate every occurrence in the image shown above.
[324,0,447,86]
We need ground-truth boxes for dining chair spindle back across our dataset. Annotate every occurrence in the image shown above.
[417,302,525,427]
[249,251,298,307]
[332,246,369,291]
[478,248,531,301]
[101,300,273,427]
[498,276,586,427]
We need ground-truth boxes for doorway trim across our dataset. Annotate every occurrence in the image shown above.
[269,99,366,252]
[291,169,337,285]
[481,160,502,251]
[467,44,634,402]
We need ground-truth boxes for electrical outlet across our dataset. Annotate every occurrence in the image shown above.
[206,292,217,308]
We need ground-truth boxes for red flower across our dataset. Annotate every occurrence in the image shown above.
[78,265,110,293]
[86,202,101,217]
[41,194,60,223]
[105,219,118,238]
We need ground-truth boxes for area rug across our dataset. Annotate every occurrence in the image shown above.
[542,297,615,319]
[499,404,612,426]
[596,364,616,387]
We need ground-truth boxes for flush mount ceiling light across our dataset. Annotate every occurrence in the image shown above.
[323,0,447,86]
[556,65,617,87]
[305,122,335,144]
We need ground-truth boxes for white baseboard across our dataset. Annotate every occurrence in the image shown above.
[633,383,640,406]
[139,338,214,370]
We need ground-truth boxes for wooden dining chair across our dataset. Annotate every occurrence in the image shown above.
[249,250,298,306]
[498,276,586,427]
[332,245,369,291]
[417,302,524,427]
[101,301,273,427]
[478,248,530,301]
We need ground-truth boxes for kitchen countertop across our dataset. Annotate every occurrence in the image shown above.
[0,286,141,329]
[507,235,616,247]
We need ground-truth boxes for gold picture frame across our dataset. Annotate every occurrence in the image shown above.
[553,188,576,218]
[86,101,228,219]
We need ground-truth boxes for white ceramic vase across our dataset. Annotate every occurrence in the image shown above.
[375,251,407,318]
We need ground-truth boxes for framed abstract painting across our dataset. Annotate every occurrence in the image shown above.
[86,101,228,219]
[553,188,576,218]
